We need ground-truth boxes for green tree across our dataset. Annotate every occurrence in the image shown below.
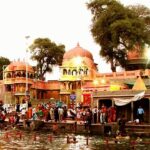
[0,56,11,80]
[87,0,150,72]
[29,38,65,80]
[128,5,150,30]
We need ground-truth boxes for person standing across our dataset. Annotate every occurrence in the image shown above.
[58,107,64,122]
[63,106,67,120]
[100,104,107,124]
[16,102,20,113]
[54,107,59,122]
[137,106,144,123]
[85,108,92,131]
[118,114,126,136]
[92,107,97,124]
[50,107,54,121]
[0,110,5,124]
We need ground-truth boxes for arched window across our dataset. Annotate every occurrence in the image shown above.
[22,72,26,77]
[68,69,71,75]
[72,69,77,76]
[16,72,21,77]
[30,74,33,79]
[79,68,84,75]
[63,69,67,75]
[6,73,12,78]
[84,68,89,75]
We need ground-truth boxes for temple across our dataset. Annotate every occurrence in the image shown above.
[0,43,150,123]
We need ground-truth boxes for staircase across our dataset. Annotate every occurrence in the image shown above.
[125,123,150,137]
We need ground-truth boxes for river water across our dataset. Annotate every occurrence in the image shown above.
[0,129,149,150]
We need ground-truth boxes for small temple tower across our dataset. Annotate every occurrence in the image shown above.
[2,60,34,104]
[126,46,150,72]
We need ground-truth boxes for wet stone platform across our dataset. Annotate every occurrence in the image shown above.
[17,120,150,137]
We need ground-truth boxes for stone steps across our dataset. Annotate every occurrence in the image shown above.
[125,124,150,137]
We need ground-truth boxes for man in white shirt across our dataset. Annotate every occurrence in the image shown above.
[137,106,144,123]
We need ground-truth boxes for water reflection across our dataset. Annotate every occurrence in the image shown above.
[0,129,149,150]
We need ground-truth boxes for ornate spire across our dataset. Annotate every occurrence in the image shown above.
[77,42,80,47]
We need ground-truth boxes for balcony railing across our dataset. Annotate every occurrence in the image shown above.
[96,69,149,79]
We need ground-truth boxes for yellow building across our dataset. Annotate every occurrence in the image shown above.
[59,43,97,107]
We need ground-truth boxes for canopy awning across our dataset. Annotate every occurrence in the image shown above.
[113,91,145,106]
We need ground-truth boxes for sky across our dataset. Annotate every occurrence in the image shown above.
[0,0,150,80]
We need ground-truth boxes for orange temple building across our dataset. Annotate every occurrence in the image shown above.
[0,43,150,123]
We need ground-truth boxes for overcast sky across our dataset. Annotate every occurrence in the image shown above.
[0,0,150,80]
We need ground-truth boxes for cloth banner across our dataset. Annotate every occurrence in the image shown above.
[83,93,91,106]
[113,91,145,106]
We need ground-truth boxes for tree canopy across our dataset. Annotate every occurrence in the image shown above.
[87,0,150,72]
[0,56,10,80]
[128,5,150,31]
[29,38,65,80]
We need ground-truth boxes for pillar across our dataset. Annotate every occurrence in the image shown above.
[112,99,114,107]
[66,82,69,90]
[131,101,134,122]
[97,98,99,123]
[66,95,69,107]
[149,99,150,123]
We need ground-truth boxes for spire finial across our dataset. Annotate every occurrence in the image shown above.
[77,42,80,47]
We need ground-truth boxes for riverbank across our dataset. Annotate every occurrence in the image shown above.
[15,119,150,137]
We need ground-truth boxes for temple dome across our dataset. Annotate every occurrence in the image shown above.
[62,43,97,71]
[63,43,93,60]
[5,60,34,73]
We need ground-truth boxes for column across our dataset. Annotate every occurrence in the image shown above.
[112,99,114,107]
[131,101,134,122]
[149,99,150,123]
[66,82,69,90]
[97,98,99,123]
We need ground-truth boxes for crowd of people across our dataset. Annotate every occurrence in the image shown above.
[0,100,145,134]
[0,101,117,127]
